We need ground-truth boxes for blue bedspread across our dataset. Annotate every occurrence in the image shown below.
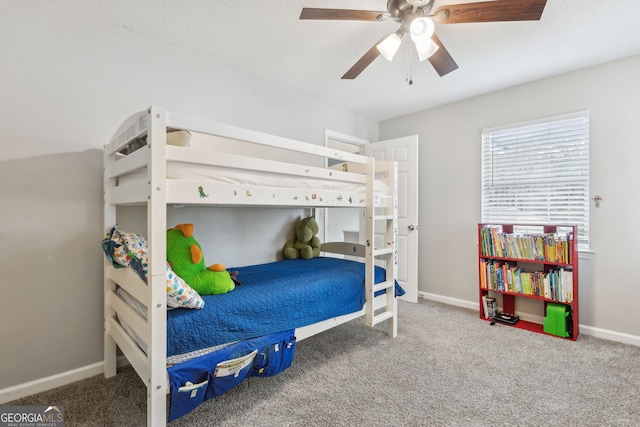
[167,257,402,357]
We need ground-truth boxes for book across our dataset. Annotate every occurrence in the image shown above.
[482,295,489,319]
[485,297,497,318]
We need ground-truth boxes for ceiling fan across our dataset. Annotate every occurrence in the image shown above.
[300,0,547,79]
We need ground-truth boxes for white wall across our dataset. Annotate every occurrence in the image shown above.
[0,0,378,392]
[380,54,640,342]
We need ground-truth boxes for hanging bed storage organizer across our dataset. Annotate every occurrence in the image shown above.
[103,106,400,426]
[167,329,296,421]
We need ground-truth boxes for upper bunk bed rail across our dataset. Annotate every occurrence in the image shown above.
[166,111,368,165]
[107,109,149,156]
[107,107,367,165]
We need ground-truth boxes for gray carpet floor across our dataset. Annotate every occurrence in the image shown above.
[8,299,640,426]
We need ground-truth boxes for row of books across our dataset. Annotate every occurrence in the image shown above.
[479,226,573,264]
[479,259,574,303]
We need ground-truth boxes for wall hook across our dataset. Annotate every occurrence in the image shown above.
[592,195,603,207]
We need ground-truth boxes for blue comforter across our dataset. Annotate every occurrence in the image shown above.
[166,257,402,357]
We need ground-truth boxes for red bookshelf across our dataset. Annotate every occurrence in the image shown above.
[478,223,579,341]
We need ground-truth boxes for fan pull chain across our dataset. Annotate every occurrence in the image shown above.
[406,40,413,85]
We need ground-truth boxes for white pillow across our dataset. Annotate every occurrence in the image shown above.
[166,130,191,148]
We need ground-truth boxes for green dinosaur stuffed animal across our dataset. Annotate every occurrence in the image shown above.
[167,224,235,295]
[283,216,321,260]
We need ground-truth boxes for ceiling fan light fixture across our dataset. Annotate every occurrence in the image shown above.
[414,38,439,61]
[410,17,435,43]
[377,33,402,61]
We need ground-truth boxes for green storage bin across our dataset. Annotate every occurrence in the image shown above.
[544,303,570,338]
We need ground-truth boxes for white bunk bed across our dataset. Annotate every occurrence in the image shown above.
[103,106,398,426]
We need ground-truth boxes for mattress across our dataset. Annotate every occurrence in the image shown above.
[116,257,403,363]
[119,162,389,195]
[166,257,391,358]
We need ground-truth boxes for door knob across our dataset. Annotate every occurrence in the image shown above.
[408,225,415,231]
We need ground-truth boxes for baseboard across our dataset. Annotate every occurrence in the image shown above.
[579,325,640,347]
[418,291,477,311]
[0,356,129,404]
[418,291,640,347]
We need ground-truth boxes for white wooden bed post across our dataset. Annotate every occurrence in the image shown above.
[103,147,118,379]
[364,157,376,327]
[387,160,398,337]
[147,106,168,426]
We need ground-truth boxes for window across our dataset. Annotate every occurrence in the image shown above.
[481,111,589,249]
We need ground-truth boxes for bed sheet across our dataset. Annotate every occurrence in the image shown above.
[166,257,396,357]
[119,162,388,195]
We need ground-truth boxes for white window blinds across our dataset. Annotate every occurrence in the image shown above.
[481,111,590,248]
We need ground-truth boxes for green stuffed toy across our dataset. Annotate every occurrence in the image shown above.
[167,224,236,295]
[283,216,322,260]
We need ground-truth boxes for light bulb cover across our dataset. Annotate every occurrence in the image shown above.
[410,17,435,43]
[377,33,402,61]
[415,39,439,61]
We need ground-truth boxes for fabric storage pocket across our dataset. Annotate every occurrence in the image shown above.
[167,344,241,422]
[206,349,257,398]
[168,376,209,422]
[279,336,296,374]
[250,332,297,377]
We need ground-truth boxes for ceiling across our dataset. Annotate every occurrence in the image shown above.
[50,0,640,121]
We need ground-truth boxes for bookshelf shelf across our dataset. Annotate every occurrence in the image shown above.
[508,319,544,334]
[478,223,579,341]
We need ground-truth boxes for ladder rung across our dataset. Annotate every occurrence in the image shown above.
[372,280,394,293]
[373,247,394,256]
[372,311,394,325]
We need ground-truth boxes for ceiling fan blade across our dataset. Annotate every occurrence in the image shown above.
[428,34,459,77]
[300,8,385,21]
[342,38,386,79]
[432,0,547,24]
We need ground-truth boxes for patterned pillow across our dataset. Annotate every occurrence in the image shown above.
[166,264,204,309]
[110,229,149,277]
[103,226,204,309]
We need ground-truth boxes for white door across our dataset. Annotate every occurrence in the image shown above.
[366,136,419,303]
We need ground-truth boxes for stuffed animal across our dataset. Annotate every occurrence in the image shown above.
[167,224,235,295]
[283,216,322,260]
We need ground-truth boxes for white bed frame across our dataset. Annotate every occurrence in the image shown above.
[103,106,398,426]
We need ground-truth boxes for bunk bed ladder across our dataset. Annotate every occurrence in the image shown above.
[364,157,398,338]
